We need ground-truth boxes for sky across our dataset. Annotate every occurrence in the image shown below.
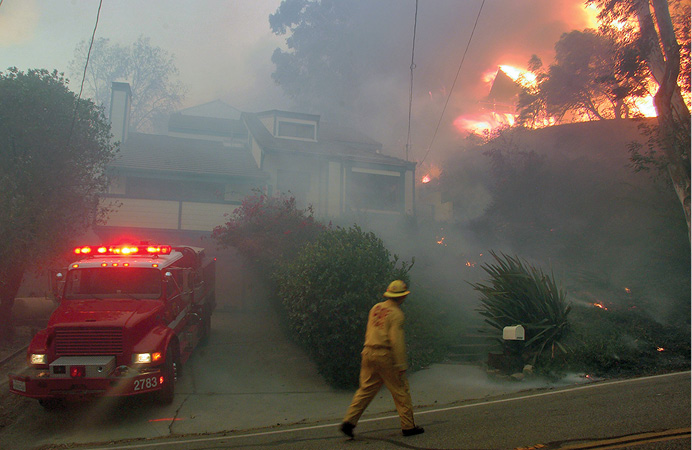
[0,0,289,109]
[0,0,599,162]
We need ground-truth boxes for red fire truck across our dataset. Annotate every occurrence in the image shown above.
[8,243,216,409]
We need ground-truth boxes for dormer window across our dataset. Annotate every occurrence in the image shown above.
[257,110,319,141]
[278,120,316,140]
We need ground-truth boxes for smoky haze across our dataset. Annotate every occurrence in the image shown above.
[266,0,597,162]
[1,0,596,161]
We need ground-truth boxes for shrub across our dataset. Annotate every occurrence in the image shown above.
[274,225,414,388]
[212,191,325,272]
[562,306,690,377]
[470,251,571,369]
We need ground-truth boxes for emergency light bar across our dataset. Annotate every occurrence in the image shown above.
[74,245,172,256]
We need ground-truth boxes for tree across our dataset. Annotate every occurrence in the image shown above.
[270,0,364,116]
[0,68,116,341]
[517,29,650,126]
[70,36,186,133]
[590,0,691,238]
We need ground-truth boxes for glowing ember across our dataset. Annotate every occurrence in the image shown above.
[592,302,608,310]
[436,237,446,246]
[656,347,665,352]
[465,261,476,267]
[624,287,632,294]
[422,175,431,184]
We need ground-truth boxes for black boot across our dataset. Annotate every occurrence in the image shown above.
[402,426,425,436]
[340,421,355,438]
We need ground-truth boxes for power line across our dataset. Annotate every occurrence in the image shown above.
[405,0,419,162]
[66,0,103,147]
[420,0,485,164]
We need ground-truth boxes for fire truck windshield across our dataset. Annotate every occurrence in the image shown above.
[64,268,162,300]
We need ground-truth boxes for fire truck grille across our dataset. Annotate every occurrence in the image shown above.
[54,327,124,356]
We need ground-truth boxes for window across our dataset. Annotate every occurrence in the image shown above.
[277,121,315,140]
[64,268,161,299]
[126,177,225,202]
[348,171,401,212]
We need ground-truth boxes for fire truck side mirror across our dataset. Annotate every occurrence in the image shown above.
[51,272,65,302]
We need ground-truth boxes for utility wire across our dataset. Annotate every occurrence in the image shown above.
[405,0,419,162]
[420,0,485,164]
[66,0,103,148]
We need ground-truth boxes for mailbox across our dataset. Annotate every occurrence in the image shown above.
[503,325,525,341]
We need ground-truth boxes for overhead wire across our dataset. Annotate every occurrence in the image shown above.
[405,0,419,162]
[420,0,485,164]
[66,0,103,148]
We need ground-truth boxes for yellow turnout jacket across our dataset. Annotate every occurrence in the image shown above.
[363,299,407,371]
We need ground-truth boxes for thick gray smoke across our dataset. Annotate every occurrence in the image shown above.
[267,0,596,162]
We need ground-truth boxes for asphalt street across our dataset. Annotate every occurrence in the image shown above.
[0,306,602,450]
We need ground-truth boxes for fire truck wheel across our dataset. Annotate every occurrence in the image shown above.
[39,398,65,411]
[156,344,179,404]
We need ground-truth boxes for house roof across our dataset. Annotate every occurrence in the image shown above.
[111,132,266,180]
[168,113,247,138]
[242,112,415,169]
[178,100,242,120]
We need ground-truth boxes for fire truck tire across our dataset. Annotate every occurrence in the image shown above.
[156,344,179,404]
[39,398,65,410]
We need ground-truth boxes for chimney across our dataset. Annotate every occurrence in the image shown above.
[109,82,132,143]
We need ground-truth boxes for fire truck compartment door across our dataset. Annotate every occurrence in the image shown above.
[49,356,116,378]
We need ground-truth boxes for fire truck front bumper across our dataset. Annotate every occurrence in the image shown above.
[8,369,165,400]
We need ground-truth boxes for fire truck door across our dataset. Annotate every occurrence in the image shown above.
[180,269,193,305]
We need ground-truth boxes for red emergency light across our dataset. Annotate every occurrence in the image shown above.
[74,245,172,256]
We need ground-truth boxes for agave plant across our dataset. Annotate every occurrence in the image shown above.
[471,251,571,365]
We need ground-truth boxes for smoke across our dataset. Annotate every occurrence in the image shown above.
[267,0,598,162]
[0,0,39,47]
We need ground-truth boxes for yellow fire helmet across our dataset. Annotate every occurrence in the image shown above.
[383,280,410,298]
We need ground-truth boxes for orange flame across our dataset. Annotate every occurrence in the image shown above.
[592,302,608,310]
[422,175,431,184]
[498,65,537,88]
[454,111,516,134]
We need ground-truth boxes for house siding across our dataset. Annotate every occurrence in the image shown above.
[102,198,179,229]
[180,202,231,231]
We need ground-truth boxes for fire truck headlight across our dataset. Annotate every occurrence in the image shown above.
[30,354,47,365]
[134,353,152,364]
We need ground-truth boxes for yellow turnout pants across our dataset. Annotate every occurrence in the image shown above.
[343,347,415,430]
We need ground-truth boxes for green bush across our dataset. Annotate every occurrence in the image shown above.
[274,225,415,388]
[471,251,571,369]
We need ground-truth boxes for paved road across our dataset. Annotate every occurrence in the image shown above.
[1,305,688,450]
[74,371,692,450]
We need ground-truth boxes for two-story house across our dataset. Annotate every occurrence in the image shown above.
[98,82,416,241]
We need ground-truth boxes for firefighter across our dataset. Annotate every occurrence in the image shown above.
[340,280,425,438]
